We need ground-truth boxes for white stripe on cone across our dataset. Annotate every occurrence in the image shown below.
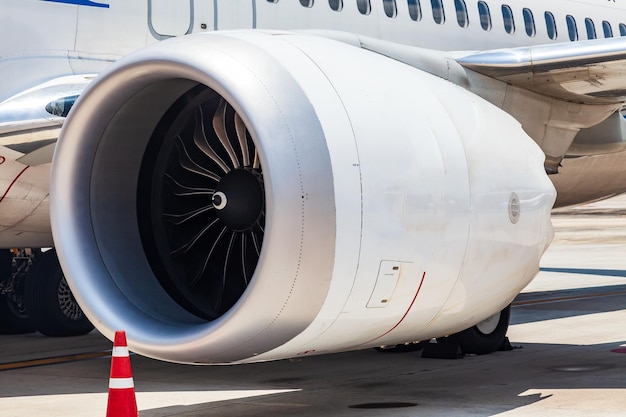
[112,346,130,357]
[109,377,135,389]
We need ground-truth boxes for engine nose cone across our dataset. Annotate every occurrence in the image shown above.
[214,169,264,231]
[212,192,227,210]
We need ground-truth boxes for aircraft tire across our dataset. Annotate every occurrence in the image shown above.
[24,249,94,337]
[0,294,34,334]
[446,305,511,355]
[0,250,34,334]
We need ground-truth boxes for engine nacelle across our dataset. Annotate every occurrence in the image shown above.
[51,31,555,364]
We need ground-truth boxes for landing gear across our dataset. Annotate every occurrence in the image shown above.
[375,306,512,356]
[445,305,511,355]
[0,250,33,334]
[24,249,94,337]
[375,341,426,353]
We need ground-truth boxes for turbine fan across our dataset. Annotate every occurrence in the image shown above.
[139,86,265,320]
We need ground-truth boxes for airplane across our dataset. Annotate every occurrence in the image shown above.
[1,0,625,364]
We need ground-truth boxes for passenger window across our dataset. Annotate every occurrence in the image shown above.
[603,21,613,38]
[329,0,342,11]
[478,1,491,31]
[585,18,596,39]
[502,5,515,34]
[266,0,278,3]
[431,0,445,24]
[408,0,422,21]
[545,12,557,40]
[523,8,535,37]
[357,0,371,14]
[383,0,397,18]
[620,23,626,36]
[454,0,468,27]
[566,15,578,41]
[300,0,313,7]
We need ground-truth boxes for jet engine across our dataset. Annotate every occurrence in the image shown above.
[51,31,555,364]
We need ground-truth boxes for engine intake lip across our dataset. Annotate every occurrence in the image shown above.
[50,32,336,363]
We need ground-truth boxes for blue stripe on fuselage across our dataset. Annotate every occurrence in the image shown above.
[43,0,109,8]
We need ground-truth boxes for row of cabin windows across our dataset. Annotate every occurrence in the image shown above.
[268,0,626,41]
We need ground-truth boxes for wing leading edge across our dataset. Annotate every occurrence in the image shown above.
[457,37,626,105]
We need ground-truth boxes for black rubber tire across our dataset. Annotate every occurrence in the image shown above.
[24,249,94,337]
[0,250,34,334]
[0,294,34,334]
[447,305,511,355]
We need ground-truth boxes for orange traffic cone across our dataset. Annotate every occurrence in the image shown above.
[106,331,138,417]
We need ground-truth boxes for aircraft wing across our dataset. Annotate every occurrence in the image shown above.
[457,37,626,105]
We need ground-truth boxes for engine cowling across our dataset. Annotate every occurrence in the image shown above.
[51,31,555,364]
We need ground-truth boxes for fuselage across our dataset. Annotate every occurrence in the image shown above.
[3,0,626,101]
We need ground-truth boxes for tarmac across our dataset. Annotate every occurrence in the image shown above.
[1,196,626,416]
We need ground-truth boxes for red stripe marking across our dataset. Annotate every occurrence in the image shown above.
[611,348,626,354]
[364,271,427,345]
[114,330,128,347]
[0,166,29,204]
[110,356,133,378]
[106,389,138,416]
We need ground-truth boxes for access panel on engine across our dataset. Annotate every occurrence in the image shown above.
[367,261,403,308]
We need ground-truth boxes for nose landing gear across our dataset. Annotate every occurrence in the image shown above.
[0,250,32,334]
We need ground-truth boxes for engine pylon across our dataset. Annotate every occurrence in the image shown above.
[106,331,138,417]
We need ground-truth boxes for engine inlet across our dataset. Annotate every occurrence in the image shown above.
[138,86,265,320]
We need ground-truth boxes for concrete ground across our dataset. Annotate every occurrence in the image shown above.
[1,197,626,416]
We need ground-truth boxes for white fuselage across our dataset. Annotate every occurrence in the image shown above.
[3,0,626,101]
